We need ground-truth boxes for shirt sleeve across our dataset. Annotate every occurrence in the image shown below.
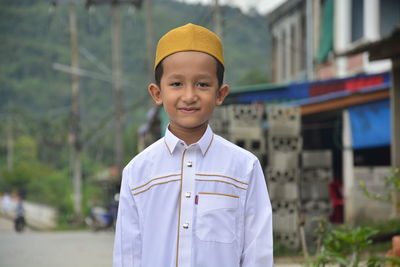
[113,167,142,267]
[241,159,273,267]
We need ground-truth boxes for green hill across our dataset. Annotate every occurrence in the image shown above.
[0,0,271,218]
[0,0,270,166]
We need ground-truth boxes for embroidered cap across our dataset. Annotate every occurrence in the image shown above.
[154,23,224,70]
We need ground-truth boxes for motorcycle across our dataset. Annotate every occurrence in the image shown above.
[14,214,25,232]
[14,200,25,233]
[85,195,118,231]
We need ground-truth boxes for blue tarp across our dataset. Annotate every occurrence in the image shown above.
[348,99,391,149]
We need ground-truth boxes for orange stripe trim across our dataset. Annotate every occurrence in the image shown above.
[131,173,181,191]
[195,179,247,190]
[164,138,172,154]
[203,134,214,156]
[176,149,187,267]
[195,173,248,185]
[198,192,239,198]
[133,179,181,195]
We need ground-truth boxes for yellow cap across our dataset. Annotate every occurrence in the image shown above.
[154,23,224,70]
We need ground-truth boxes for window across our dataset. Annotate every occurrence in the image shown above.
[351,0,364,42]
[272,35,278,82]
[380,0,400,37]
[291,24,296,77]
[282,30,287,80]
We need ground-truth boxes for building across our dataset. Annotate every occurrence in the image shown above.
[263,0,400,225]
[268,0,400,82]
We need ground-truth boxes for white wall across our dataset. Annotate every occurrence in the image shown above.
[0,197,58,230]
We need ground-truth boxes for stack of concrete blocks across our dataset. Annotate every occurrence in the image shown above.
[225,104,266,161]
[209,106,231,140]
[301,150,333,244]
[266,106,302,249]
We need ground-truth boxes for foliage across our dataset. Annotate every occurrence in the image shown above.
[309,218,400,267]
[0,0,271,169]
[0,0,271,226]
[237,69,270,86]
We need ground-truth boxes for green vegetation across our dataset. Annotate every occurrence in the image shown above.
[273,217,400,266]
[0,0,270,226]
[308,219,400,267]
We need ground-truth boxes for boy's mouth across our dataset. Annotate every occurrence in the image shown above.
[179,107,200,113]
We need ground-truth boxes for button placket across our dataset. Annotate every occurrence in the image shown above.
[177,147,196,266]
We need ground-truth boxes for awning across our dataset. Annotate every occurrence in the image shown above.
[348,99,391,149]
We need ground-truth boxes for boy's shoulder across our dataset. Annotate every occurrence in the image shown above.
[212,134,258,162]
[123,137,165,171]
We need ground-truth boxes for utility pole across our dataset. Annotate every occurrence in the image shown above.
[86,0,142,183]
[145,0,155,82]
[111,2,125,181]
[69,4,83,220]
[6,113,14,171]
[213,0,222,37]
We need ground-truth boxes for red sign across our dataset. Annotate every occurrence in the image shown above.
[309,75,385,97]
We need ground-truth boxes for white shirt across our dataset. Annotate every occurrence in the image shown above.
[113,125,273,267]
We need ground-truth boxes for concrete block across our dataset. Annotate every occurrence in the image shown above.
[266,167,299,183]
[209,106,230,138]
[228,104,264,129]
[272,201,300,245]
[269,181,299,201]
[302,200,331,214]
[302,150,332,168]
[300,180,330,201]
[268,151,299,169]
[302,167,333,182]
[274,231,301,250]
[268,136,302,152]
[267,106,301,136]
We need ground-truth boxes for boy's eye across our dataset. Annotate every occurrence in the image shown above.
[170,82,182,87]
[196,82,210,88]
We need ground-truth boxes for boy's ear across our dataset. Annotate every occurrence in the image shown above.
[148,83,163,105]
[216,84,230,105]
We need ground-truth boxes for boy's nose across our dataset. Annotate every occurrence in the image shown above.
[182,86,197,103]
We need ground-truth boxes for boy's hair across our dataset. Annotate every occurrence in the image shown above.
[154,58,225,88]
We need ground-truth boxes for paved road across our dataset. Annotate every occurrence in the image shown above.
[0,217,114,267]
[0,216,303,267]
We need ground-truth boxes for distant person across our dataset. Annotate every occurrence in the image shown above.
[14,195,25,232]
[1,192,12,216]
[113,23,273,266]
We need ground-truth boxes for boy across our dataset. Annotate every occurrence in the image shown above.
[113,23,273,267]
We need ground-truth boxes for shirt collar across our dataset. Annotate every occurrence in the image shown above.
[164,125,214,156]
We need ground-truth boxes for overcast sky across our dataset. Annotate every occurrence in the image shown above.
[176,0,287,14]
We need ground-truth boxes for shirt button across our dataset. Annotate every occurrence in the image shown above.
[182,223,189,229]
[187,161,193,167]
[185,192,191,198]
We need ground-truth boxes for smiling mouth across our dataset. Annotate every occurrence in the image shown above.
[179,107,200,113]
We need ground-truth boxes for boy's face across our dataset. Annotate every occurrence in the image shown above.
[148,51,229,134]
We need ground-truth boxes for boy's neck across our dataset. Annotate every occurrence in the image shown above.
[169,123,208,146]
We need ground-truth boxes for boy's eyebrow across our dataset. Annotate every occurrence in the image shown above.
[166,74,184,80]
[196,74,213,80]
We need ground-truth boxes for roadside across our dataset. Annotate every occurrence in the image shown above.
[0,216,304,267]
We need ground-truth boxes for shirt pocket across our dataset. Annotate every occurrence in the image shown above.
[195,192,239,244]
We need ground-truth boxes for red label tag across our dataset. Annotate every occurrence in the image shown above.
[195,195,199,205]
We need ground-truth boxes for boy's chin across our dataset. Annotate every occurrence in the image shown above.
[170,121,209,131]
